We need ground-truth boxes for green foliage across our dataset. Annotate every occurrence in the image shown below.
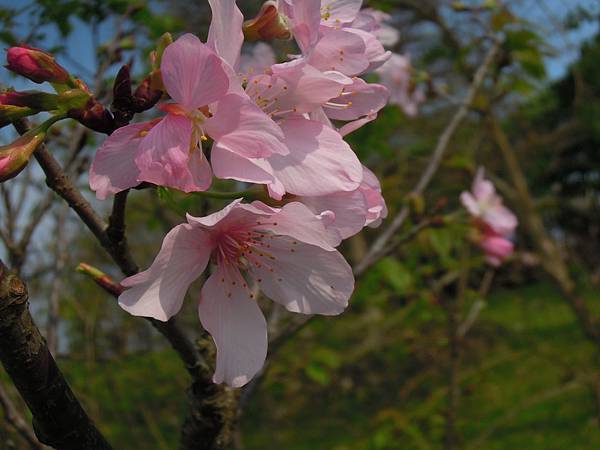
[242,281,600,450]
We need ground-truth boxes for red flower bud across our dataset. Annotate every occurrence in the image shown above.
[132,74,162,112]
[0,131,45,182]
[68,98,115,135]
[6,45,71,85]
[243,1,291,41]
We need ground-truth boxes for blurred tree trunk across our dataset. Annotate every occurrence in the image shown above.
[487,115,600,349]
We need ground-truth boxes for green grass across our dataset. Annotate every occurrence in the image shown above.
[241,281,600,450]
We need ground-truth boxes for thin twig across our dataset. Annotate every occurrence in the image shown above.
[364,217,440,270]
[354,38,501,276]
[13,118,139,276]
[0,381,43,449]
[457,269,495,338]
[467,379,583,450]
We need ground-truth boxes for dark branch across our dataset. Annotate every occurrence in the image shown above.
[0,260,113,450]
[13,119,139,277]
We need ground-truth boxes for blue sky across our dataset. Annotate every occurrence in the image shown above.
[0,0,597,88]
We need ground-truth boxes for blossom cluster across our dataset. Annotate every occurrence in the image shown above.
[461,168,518,266]
[99,0,406,387]
[0,0,424,388]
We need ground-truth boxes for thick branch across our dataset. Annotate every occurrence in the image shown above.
[0,260,113,449]
[15,118,233,447]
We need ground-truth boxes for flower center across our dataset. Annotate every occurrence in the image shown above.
[187,109,210,155]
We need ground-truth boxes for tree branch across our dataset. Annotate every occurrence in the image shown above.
[0,260,113,449]
[75,263,237,450]
[487,115,600,348]
[354,37,501,276]
[13,118,139,277]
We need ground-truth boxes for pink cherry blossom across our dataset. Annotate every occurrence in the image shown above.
[235,60,365,199]
[376,53,425,116]
[207,0,244,70]
[320,0,363,25]
[460,168,518,236]
[298,165,388,241]
[118,199,354,387]
[353,8,400,47]
[212,116,364,200]
[90,33,287,199]
[321,77,389,123]
[479,228,515,267]
[277,0,388,76]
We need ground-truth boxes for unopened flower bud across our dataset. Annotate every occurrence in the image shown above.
[0,131,45,182]
[111,64,134,126]
[243,1,291,41]
[68,98,115,135]
[111,65,162,127]
[6,45,73,85]
[132,74,162,113]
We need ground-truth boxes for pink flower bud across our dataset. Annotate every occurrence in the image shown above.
[243,1,291,41]
[0,131,45,182]
[479,229,515,267]
[6,45,71,85]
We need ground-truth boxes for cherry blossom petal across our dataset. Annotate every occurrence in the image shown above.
[267,117,362,196]
[345,28,391,72]
[89,122,149,200]
[268,59,348,113]
[321,0,363,24]
[299,189,368,240]
[250,236,353,315]
[210,146,277,186]
[119,224,212,321]
[361,165,388,227]
[207,0,244,70]
[136,114,213,192]
[206,93,288,158]
[199,268,267,387]
[338,112,377,136]
[161,33,229,110]
[324,78,388,120]
[460,191,480,217]
[308,28,369,76]
[251,201,341,249]
[281,0,321,53]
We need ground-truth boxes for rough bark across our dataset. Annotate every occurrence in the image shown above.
[0,260,113,450]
